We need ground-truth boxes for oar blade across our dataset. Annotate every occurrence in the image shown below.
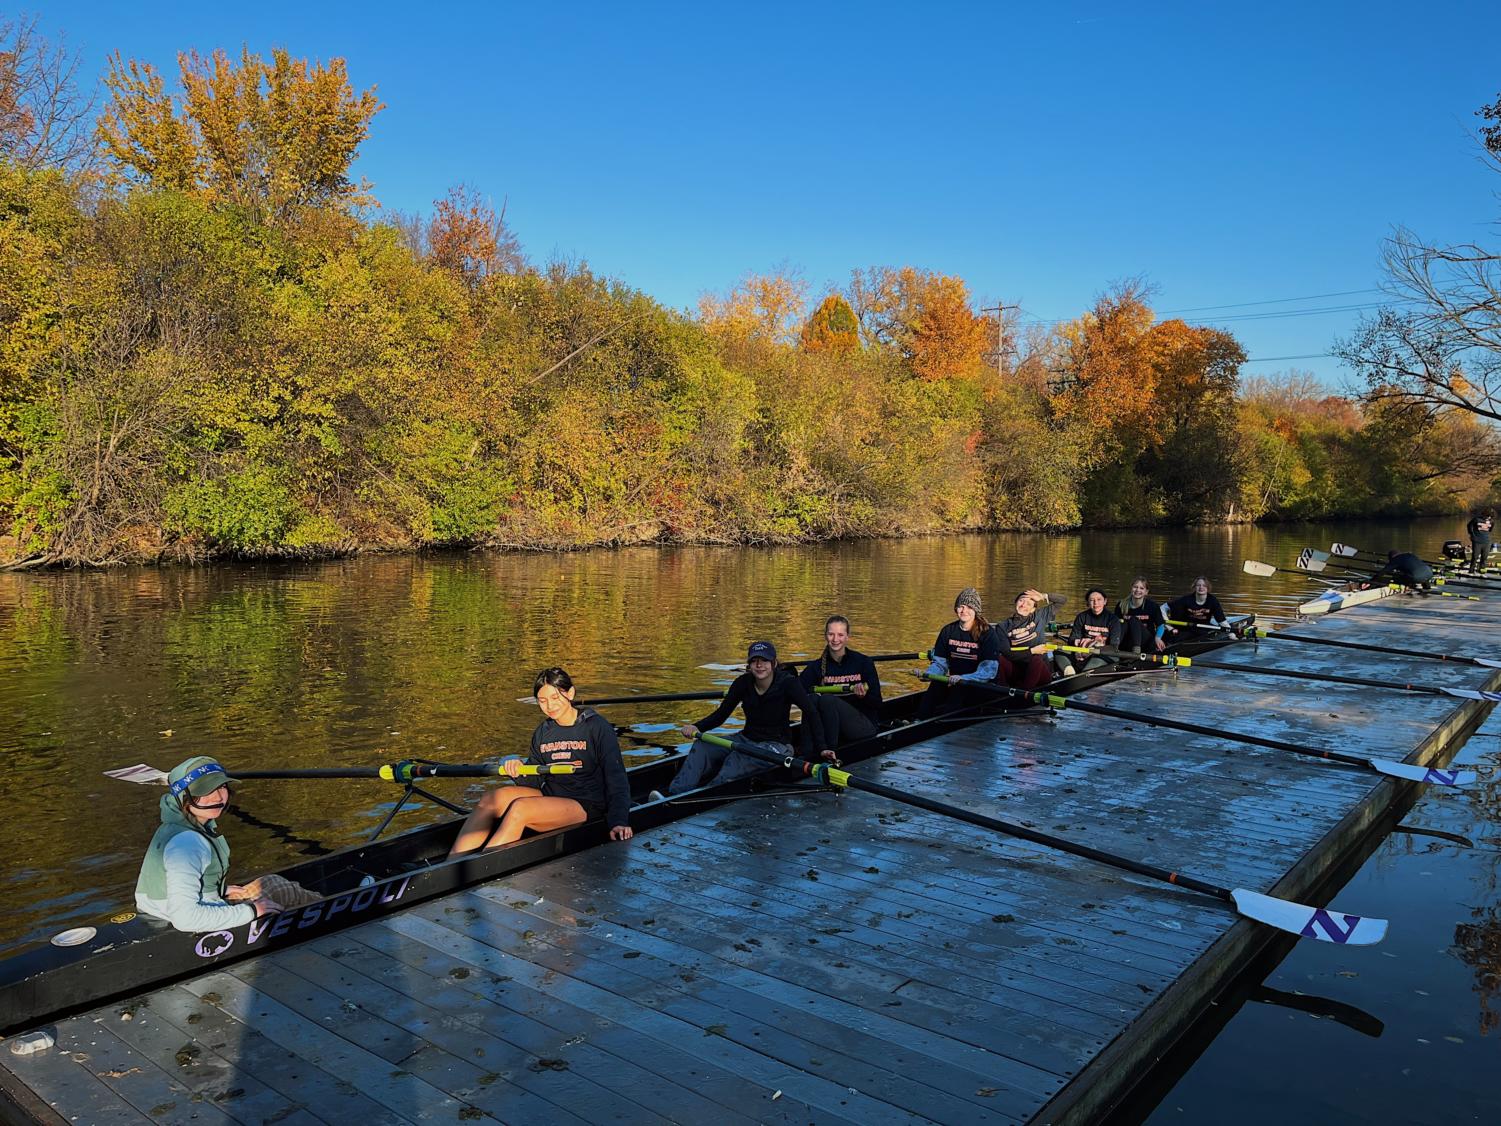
[104,764,169,785]
[1243,560,1277,577]
[1368,759,1478,786]
[1231,889,1387,945]
[1297,548,1332,569]
[1330,543,1361,557]
[1440,687,1501,702]
[1474,657,1501,669]
[697,662,746,672]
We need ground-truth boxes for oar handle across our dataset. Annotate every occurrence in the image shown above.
[231,760,579,782]
[812,684,858,694]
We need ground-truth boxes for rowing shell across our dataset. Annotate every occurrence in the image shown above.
[1297,584,1402,617]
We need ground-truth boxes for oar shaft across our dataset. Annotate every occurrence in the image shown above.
[1249,628,1496,668]
[233,762,575,781]
[978,680,1381,773]
[698,731,1230,900]
[1184,656,1445,694]
[580,690,727,705]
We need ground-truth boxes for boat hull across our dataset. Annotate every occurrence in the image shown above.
[0,635,1237,1036]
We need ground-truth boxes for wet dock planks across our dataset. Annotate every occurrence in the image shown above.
[3,591,1498,1124]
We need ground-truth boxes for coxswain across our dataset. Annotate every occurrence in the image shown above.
[1116,577,1167,653]
[449,667,632,856]
[799,615,883,752]
[135,756,319,932]
[918,588,1000,717]
[1164,576,1232,641]
[1053,588,1122,677]
[996,589,1066,690]
[660,641,830,797]
[1362,551,1435,590]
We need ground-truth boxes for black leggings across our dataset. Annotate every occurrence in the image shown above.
[801,695,878,751]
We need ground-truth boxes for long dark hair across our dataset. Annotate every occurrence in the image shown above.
[533,666,574,697]
[966,613,991,640]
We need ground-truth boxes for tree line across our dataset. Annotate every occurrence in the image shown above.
[2,23,1497,565]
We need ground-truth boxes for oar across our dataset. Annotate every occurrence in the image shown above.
[104,760,580,785]
[926,675,1474,787]
[1144,651,1501,703]
[697,731,1388,944]
[1246,559,1483,601]
[1243,625,1501,669]
[1332,542,1501,580]
[1243,558,1331,580]
[1311,550,1496,591]
[698,650,930,672]
[516,689,727,705]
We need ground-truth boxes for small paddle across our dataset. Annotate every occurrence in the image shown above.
[105,760,580,785]
[699,731,1389,944]
[1243,626,1501,669]
[928,676,1476,788]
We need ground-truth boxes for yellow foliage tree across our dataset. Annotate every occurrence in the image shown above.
[98,46,383,221]
[799,293,859,354]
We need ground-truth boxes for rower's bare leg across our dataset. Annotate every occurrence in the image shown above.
[486,796,588,848]
[448,788,535,857]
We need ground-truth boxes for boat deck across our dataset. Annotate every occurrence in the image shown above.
[3,592,1497,1124]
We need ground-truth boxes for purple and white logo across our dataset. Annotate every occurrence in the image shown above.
[195,930,235,957]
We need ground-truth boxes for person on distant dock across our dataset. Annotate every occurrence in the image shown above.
[1116,577,1167,654]
[1163,576,1232,641]
[1466,510,1494,574]
[919,588,1000,717]
[1053,588,1122,677]
[799,615,883,752]
[449,667,633,856]
[135,756,318,932]
[995,588,1066,690]
[659,641,831,798]
[1362,551,1435,591]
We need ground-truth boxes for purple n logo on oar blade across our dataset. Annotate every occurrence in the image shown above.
[1300,909,1363,944]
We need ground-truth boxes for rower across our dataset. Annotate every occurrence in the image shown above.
[1054,588,1122,677]
[1164,576,1231,641]
[1116,576,1166,653]
[799,615,883,752]
[659,641,831,798]
[918,588,1000,717]
[1466,510,1493,575]
[1362,550,1436,590]
[449,667,632,856]
[996,588,1066,689]
[135,756,317,932]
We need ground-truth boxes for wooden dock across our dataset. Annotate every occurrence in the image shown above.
[3,592,1496,1124]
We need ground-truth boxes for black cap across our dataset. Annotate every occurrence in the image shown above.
[746,641,777,662]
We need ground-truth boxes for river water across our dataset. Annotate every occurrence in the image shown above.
[1,518,1494,1119]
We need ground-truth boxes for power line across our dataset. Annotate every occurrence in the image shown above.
[1157,288,1383,314]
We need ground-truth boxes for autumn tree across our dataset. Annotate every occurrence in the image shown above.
[0,14,97,172]
[800,293,859,354]
[97,46,383,221]
[427,184,525,289]
[845,266,987,380]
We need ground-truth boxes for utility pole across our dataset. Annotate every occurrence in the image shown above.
[980,303,1019,377]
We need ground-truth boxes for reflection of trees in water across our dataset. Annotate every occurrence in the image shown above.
[1454,905,1501,1035]
[1454,745,1501,1035]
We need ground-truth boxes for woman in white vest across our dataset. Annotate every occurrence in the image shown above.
[135,756,285,931]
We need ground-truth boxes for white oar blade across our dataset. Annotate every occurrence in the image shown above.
[1369,759,1478,786]
[698,662,746,672]
[1298,548,1332,567]
[1243,560,1278,577]
[1303,555,1327,572]
[1440,687,1501,702]
[1231,889,1387,945]
[1473,657,1501,669]
[1330,543,1361,557]
[104,764,169,785]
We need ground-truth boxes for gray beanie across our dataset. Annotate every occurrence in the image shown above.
[954,587,983,614]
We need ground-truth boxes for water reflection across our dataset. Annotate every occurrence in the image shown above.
[0,518,1464,953]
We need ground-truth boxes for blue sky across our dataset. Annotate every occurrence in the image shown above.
[42,1,1501,387]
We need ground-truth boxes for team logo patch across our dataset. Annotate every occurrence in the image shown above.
[195,930,235,957]
[110,911,136,924]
